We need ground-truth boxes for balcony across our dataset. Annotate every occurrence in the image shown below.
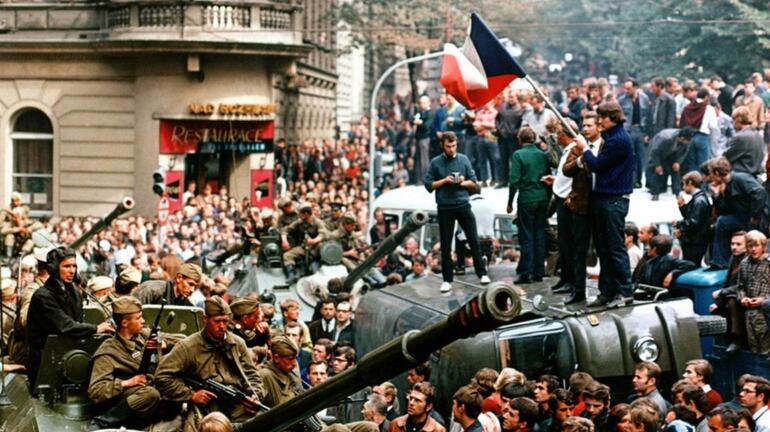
[0,0,309,56]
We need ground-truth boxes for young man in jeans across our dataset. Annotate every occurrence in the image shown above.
[424,132,490,293]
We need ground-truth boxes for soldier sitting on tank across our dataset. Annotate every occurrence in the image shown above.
[87,297,164,429]
[324,202,345,232]
[8,247,49,366]
[229,296,270,363]
[281,202,328,282]
[87,275,118,314]
[277,197,299,230]
[1,278,17,348]
[325,212,365,272]
[155,296,264,429]
[0,192,42,258]
[256,334,304,408]
[133,263,202,306]
[26,247,115,387]
[116,267,142,296]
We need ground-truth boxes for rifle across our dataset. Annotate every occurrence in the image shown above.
[138,298,166,374]
[183,377,324,432]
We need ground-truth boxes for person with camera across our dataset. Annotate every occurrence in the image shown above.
[26,247,114,386]
[424,132,491,293]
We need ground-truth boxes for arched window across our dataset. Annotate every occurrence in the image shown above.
[10,109,53,213]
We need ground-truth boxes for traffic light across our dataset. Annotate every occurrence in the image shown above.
[152,167,166,196]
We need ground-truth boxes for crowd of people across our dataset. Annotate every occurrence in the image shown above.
[1,65,770,432]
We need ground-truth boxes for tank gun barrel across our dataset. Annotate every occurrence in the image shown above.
[343,211,427,291]
[239,282,521,432]
[69,197,134,251]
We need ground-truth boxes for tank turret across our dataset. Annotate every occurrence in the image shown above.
[343,211,427,292]
[69,196,134,250]
[239,281,521,432]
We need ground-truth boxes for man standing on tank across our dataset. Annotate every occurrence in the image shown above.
[424,132,491,293]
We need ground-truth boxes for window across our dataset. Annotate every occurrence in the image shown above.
[10,109,53,213]
[498,320,576,380]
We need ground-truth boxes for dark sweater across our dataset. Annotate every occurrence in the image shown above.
[583,123,635,196]
[424,153,477,210]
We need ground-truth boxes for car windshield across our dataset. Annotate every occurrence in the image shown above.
[497,320,576,380]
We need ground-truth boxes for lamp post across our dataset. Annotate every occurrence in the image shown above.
[367,50,445,227]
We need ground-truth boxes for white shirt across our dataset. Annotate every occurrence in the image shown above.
[699,103,718,135]
[628,244,643,271]
[753,405,770,432]
[553,143,576,198]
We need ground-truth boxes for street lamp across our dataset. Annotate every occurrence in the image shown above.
[368,50,444,227]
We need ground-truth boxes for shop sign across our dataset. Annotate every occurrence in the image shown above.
[160,120,274,154]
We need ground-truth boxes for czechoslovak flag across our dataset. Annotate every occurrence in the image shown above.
[440,13,527,109]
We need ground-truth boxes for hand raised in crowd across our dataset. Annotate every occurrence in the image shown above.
[122,374,147,389]
[574,135,587,151]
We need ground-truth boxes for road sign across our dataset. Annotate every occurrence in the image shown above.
[158,196,170,224]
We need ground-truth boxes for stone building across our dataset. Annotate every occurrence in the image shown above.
[0,0,336,217]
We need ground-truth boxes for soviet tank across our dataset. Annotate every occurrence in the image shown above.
[210,211,428,321]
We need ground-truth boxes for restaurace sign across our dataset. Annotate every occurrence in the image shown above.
[159,120,274,154]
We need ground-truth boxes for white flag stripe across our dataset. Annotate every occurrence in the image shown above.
[443,43,488,91]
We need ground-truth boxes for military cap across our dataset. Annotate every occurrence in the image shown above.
[230,297,260,318]
[1,279,16,299]
[87,276,114,293]
[118,267,142,286]
[298,202,312,212]
[260,208,274,219]
[271,334,299,357]
[33,247,51,263]
[177,263,202,283]
[341,212,357,224]
[112,296,143,315]
[277,197,293,208]
[20,254,38,270]
[204,295,231,317]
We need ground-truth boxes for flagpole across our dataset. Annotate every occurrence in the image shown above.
[524,75,579,138]
[368,50,445,235]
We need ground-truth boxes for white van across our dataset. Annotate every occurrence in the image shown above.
[372,185,686,264]
[370,185,518,256]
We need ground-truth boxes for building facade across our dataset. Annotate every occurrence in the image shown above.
[0,0,335,217]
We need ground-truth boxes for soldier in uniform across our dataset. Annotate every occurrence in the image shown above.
[256,334,304,407]
[0,192,41,257]
[326,212,365,272]
[115,267,142,296]
[230,296,270,363]
[87,275,118,314]
[155,296,264,428]
[87,296,162,429]
[1,278,16,347]
[133,263,202,306]
[277,197,299,231]
[257,208,278,237]
[9,247,49,365]
[281,202,328,282]
[324,203,345,232]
